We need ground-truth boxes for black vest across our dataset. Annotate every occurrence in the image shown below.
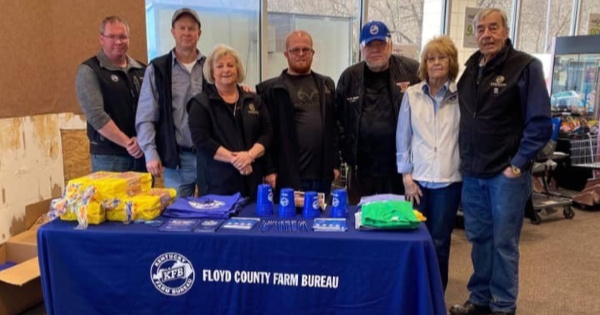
[151,52,206,168]
[458,41,533,177]
[83,57,146,155]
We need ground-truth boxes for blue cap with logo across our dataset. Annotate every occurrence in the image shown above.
[360,21,391,47]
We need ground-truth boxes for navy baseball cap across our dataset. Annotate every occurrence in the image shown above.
[360,21,391,47]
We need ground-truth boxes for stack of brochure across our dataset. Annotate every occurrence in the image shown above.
[312,218,348,232]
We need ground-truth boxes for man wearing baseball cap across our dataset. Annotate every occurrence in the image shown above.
[136,8,205,197]
[335,20,420,204]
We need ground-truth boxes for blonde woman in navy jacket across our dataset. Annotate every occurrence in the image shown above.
[396,36,461,291]
[188,44,272,199]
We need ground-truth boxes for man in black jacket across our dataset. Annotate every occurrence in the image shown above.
[257,30,339,197]
[335,21,420,204]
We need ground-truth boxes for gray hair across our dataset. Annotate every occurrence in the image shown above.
[203,44,246,84]
[472,8,508,30]
[100,16,130,35]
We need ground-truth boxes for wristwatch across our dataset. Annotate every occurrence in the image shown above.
[511,165,521,175]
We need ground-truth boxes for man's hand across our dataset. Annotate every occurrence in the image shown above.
[264,173,277,188]
[231,151,253,171]
[126,137,144,158]
[402,173,422,205]
[240,84,254,93]
[503,166,522,179]
[146,159,164,177]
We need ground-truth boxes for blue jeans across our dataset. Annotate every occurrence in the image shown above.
[462,172,531,313]
[91,154,146,173]
[164,151,197,198]
[416,182,461,291]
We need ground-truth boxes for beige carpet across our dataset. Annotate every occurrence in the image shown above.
[446,207,600,315]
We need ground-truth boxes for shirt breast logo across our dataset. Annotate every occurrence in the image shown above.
[111,74,119,82]
[248,103,259,115]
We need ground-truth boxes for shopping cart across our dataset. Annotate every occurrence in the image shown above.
[570,133,600,171]
[529,118,575,224]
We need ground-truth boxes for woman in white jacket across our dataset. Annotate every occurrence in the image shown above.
[396,36,461,291]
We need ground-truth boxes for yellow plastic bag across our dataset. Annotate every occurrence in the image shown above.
[68,171,152,200]
[106,188,177,223]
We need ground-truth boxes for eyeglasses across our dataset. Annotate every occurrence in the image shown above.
[426,55,449,63]
[102,34,129,42]
[288,47,314,55]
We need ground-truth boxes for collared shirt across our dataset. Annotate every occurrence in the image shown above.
[76,50,144,130]
[396,80,461,188]
[136,49,204,163]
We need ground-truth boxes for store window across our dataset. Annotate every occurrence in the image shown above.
[365,0,425,60]
[265,0,359,82]
[577,0,600,35]
[145,0,260,86]
[517,0,573,54]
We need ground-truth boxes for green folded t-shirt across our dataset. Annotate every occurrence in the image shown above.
[361,200,420,229]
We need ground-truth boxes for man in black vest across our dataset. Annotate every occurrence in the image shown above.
[449,8,552,315]
[76,16,146,172]
[257,30,339,198]
[335,21,420,204]
[136,8,205,197]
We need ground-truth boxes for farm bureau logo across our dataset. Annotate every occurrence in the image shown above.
[188,199,225,210]
[150,252,195,296]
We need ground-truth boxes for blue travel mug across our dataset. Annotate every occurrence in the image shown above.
[256,184,274,217]
[279,188,295,218]
[331,189,348,218]
[302,191,320,219]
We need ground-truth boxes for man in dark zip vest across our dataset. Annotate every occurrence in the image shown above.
[449,8,552,315]
[76,16,146,172]
[136,8,205,197]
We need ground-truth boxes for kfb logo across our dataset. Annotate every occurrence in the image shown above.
[150,252,195,296]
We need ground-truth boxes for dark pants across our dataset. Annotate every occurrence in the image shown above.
[91,154,146,173]
[417,182,462,291]
[300,179,332,197]
[347,170,404,205]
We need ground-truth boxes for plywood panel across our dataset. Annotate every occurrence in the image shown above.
[60,129,90,183]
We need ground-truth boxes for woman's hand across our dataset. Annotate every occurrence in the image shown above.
[403,174,422,205]
[240,165,253,176]
[231,151,254,171]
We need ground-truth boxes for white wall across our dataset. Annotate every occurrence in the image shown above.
[0,113,85,242]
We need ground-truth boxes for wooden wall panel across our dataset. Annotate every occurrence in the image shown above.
[0,0,147,118]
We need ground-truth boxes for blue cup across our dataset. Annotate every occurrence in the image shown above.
[279,188,295,218]
[331,189,348,218]
[256,184,274,217]
[302,191,320,219]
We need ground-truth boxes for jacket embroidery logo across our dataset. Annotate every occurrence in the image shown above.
[111,74,119,82]
[346,96,359,103]
[248,103,259,115]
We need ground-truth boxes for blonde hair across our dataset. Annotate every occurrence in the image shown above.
[203,44,246,84]
[418,36,459,82]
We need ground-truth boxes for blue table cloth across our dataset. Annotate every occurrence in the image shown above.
[38,206,446,315]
